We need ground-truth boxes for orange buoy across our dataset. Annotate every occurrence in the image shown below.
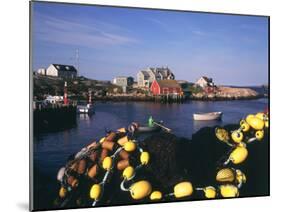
[117,159,130,171]
[88,164,99,179]
[105,132,117,142]
[67,176,78,188]
[100,149,108,161]
[119,149,130,160]
[101,141,116,151]
[77,159,87,175]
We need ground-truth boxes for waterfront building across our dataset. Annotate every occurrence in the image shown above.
[37,68,46,75]
[137,67,175,88]
[112,76,134,93]
[150,80,182,95]
[46,64,77,78]
[195,76,215,88]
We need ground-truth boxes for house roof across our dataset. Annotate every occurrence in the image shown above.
[201,76,212,82]
[156,80,181,88]
[52,64,77,72]
[141,71,150,77]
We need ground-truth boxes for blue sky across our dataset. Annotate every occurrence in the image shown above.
[32,2,269,86]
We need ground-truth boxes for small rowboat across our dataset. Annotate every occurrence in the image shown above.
[136,121,164,133]
[193,112,223,121]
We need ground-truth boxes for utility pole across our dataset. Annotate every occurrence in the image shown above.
[75,49,79,77]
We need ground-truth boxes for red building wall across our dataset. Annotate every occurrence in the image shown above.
[150,80,182,95]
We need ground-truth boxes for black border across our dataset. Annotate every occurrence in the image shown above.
[29,0,270,211]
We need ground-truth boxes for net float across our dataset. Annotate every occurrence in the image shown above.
[227,146,248,164]
[100,149,108,161]
[69,162,78,172]
[99,137,106,143]
[235,169,246,185]
[255,130,264,141]
[117,127,126,133]
[247,116,265,130]
[88,164,99,179]
[117,136,129,146]
[59,186,67,198]
[90,184,101,200]
[101,141,116,151]
[102,156,113,171]
[57,167,65,182]
[245,114,255,125]
[67,176,78,188]
[140,152,150,165]
[265,120,269,128]
[129,180,152,200]
[77,159,87,175]
[150,191,162,200]
[105,132,117,142]
[117,159,130,171]
[203,186,216,199]
[231,130,244,143]
[216,168,235,182]
[174,182,193,198]
[240,120,250,132]
[124,141,136,152]
[255,112,267,121]
[219,184,239,198]
[122,166,135,180]
[119,149,130,160]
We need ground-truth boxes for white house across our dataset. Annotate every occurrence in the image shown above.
[195,76,215,88]
[37,68,46,75]
[46,64,77,78]
[137,67,175,88]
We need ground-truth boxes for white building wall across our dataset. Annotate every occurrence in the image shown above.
[46,65,58,77]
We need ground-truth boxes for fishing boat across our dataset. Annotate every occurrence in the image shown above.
[193,112,223,121]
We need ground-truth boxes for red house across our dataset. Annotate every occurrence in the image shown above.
[150,80,182,95]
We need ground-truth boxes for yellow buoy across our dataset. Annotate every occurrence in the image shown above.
[99,137,106,143]
[231,130,244,143]
[102,156,112,170]
[240,120,250,132]
[59,187,67,198]
[150,191,162,200]
[117,136,129,146]
[140,152,150,165]
[129,180,152,200]
[219,184,239,198]
[122,166,135,180]
[245,114,255,125]
[90,184,101,200]
[247,117,265,130]
[256,112,267,121]
[174,182,193,198]
[229,146,248,164]
[255,130,264,141]
[124,141,136,152]
[203,186,216,199]
[117,127,126,133]
[216,168,235,182]
[215,128,230,142]
[265,120,269,128]
[235,169,246,184]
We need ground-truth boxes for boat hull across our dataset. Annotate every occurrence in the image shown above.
[193,112,223,121]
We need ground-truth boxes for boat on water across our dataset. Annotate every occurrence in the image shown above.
[193,112,223,121]
[77,103,94,114]
[136,121,164,133]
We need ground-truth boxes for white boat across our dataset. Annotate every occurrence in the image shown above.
[77,104,94,114]
[193,112,223,121]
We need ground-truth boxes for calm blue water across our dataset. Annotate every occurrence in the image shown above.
[33,98,268,209]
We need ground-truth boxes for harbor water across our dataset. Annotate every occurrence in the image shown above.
[33,98,269,209]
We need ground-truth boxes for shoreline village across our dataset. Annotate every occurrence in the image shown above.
[33,64,268,104]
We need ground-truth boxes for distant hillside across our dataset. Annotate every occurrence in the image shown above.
[33,75,121,100]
